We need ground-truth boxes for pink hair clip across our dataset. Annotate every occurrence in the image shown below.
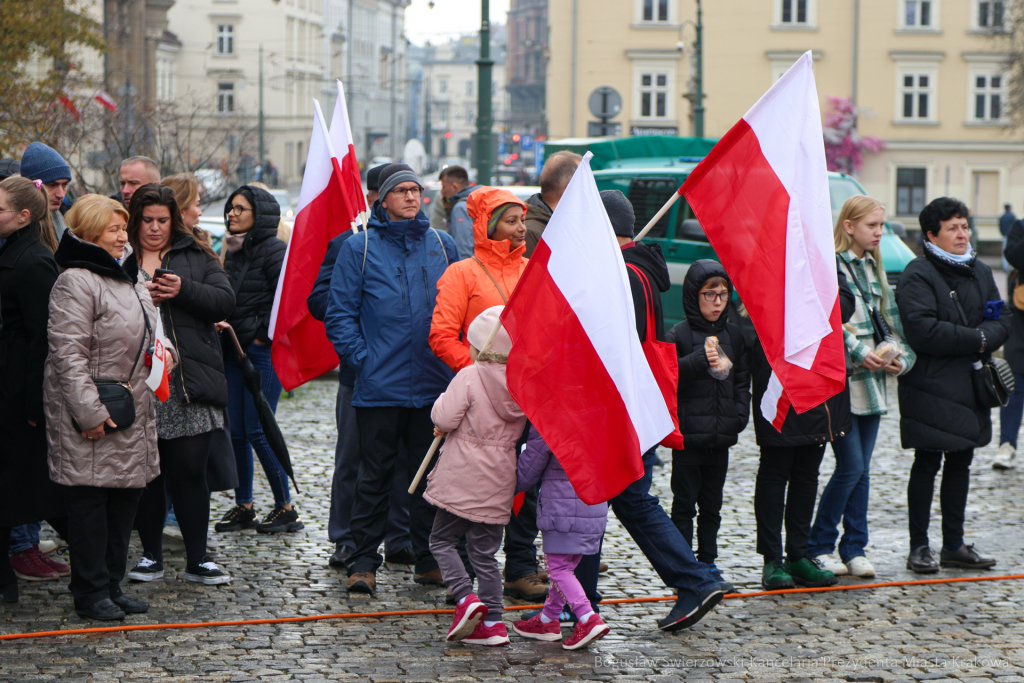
[32,179,42,189]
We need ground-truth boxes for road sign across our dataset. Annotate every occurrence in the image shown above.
[588,87,622,119]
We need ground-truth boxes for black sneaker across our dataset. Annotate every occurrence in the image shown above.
[185,556,232,585]
[255,506,305,533]
[126,553,164,582]
[214,505,258,532]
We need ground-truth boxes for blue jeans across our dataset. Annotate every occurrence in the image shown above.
[9,522,40,556]
[579,447,718,601]
[999,373,1024,448]
[225,341,290,507]
[807,413,881,562]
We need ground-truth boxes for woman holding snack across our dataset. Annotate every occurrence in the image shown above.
[808,196,915,579]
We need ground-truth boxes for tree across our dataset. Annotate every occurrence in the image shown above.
[991,2,1021,127]
[822,97,885,176]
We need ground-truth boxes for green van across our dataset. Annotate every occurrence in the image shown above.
[592,163,916,326]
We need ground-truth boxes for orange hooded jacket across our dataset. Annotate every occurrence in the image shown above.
[429,187,528,372]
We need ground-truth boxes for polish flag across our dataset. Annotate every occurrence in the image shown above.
[681,51,845,430]
[500,153,676,505]
[328,81,367,229]
[58,90,80,121]
[145,312,171,402]
[94,90,117,111]
[269,99,354,390]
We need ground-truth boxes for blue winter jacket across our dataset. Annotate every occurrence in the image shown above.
[308,230,356,386]
[324,203,459,408]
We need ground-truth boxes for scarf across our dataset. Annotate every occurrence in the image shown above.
[924,240,974,265]
[226,233,246,253]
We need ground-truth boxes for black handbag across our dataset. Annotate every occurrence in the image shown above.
[842,258,892,344]
[71,290,151,433]
[950,290,1015,408]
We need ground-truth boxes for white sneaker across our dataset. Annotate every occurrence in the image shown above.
[813,554,848,576]
[845,556,875,577]
[993,443,1017,470]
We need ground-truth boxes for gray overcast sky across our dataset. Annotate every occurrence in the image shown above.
[405,0,511,47]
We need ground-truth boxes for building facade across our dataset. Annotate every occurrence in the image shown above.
[506,0,547,138]
[547,0,1023,240]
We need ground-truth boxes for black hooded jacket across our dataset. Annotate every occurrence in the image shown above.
[222,186,285,349]
[751,265,856,448]
[665,260,750,450]
[159,234,236,407]
[622,241,670,341]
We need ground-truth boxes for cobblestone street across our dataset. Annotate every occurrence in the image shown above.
[2,376,1024,682]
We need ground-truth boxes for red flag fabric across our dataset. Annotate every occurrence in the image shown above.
[94,91,117,111]
[681,52,845,429]
[328,81,366,225]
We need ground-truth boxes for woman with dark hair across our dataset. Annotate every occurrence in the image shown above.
[0,177,69,603]
[124,183,235,585]
[897,196,1011,573]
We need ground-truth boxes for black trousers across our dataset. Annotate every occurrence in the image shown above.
[503,484,539,581]
[907,449,974,551]
[754,444,825,562]
[671,447,729,565]
[62,485,144,609]
[347,406,439,576]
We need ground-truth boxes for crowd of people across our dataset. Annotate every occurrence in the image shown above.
[0,140,1014,650]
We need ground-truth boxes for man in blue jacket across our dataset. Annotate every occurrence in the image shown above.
[325,164,459,594]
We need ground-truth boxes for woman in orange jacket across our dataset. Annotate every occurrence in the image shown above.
[430,187,528,372]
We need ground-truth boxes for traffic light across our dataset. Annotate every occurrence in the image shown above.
[444,131,452,139]
[512,134,521,142]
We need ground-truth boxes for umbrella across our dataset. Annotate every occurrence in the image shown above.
[223,324,300,493]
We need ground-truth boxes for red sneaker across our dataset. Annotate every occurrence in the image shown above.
[512,613,562,641]
[562,614,609,650]
[462,620,510,646]
[446,593,488,642]
[34,547,70,577]
[10,546,59,581]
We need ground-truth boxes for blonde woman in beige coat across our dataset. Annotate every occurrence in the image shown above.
[44,194,160,622]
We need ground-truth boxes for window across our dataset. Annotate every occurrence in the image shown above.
[896,168,927,215]
[217,82,234,113]
[899,72,933,120]
[286,18,295,60]
[639,72,669,119]
[972,72,1006,121]
[439,79,448,93]
[466,80,474,96]
[627,178,676,239]
[216,24,234,55]
[781,0,808,24]
[904,0,932,26]
[977,0,1005,28]
[642,0,668,22]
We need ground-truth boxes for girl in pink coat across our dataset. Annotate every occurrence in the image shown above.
[425,305,526,647]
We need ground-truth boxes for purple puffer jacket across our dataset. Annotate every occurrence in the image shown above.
[516,426,607,555]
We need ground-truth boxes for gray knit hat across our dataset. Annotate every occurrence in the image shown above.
[600,190,635,238]
[377,163,423,200]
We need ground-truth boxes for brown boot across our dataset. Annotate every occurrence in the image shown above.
[413,568,445,586]
[346,571,375,593]
[598,562,609,574]
[503,572,549,601]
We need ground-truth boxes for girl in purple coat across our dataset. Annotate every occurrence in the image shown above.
[511,427,611,650]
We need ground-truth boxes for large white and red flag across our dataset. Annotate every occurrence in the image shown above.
[500,153,676,505]
[269,96,360,390]
[328,81,367,227]
[681,51,845,430]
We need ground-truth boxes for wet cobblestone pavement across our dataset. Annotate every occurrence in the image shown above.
[3,377,1024,681]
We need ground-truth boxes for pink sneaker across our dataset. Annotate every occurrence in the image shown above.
[562,614,610,650]
[10,546,59,581]
[512,613,562,641]
[34,547,70,577]
[462,620,510,646]
[446,593,488,642]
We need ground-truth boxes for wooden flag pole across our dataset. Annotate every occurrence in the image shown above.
[633,191,681,242]
[408,317,504,495]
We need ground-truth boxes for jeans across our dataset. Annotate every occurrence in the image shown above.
[755,444,826,562]
[503,484,540,581]
[670,448,729,565]
[579,447,718,602]
[542,553,591,621]
[808,414,881,562]
[999,373,1024,448]
[907,449,974,551]
[430,509,504,619]
[347,406,440,575]
[225,341,290,507]
[328,382,410,553]
[9,522,40,556]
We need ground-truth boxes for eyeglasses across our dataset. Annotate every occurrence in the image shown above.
[390,187,422,198]
[227,205,253,216]
[701,292,729,303]
[0,209,16,215]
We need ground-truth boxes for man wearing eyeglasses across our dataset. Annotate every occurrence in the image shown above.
[325,164,460,595]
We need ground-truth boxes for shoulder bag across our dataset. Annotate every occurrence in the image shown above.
[950,289,1014,408]
[841,258,891,344]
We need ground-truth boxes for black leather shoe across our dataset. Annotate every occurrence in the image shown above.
[75,598,126,621]
[940,544,996,569]
[111,594,149,614]
[906,546,939,574]
[329,543,354,569]
[1,582,17,604]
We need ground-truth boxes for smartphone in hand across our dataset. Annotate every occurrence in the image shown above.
[154,268,173,279]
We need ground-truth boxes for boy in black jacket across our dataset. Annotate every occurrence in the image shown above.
[666,260,750,594]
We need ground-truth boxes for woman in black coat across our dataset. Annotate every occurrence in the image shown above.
[0,177,69,603]
[995,218,1024,469]
[897,197,1010,574]
[124,184,236,586]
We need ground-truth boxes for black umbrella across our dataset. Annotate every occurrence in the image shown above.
[223,324,300,493]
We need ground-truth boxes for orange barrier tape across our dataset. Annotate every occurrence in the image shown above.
[2,572,1022,642]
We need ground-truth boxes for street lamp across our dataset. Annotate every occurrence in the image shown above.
[677,0,705,138]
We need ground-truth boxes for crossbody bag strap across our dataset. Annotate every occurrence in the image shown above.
[432,229,449,266]
[127,285,152,384]
[230,256,252,297]
[625,263,657,338]
[472,256,508,304]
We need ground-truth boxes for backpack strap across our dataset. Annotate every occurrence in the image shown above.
[432,229,449,266]
[625,263,656,342]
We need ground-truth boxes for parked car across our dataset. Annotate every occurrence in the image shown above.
[269,189,295,221]
[195,168,228,201]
